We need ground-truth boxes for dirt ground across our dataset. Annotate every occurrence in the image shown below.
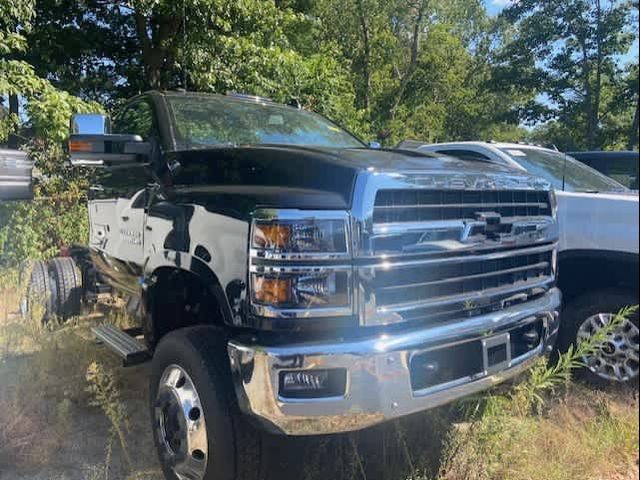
[0,311,160,480]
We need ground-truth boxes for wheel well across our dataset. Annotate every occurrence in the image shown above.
[558,251,639,302]
[144,267,227,347]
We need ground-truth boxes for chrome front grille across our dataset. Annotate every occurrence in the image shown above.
[355,177,558,326]
[373,189,551,224]
[370,246,554,322]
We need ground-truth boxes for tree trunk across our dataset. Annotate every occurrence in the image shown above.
[579,36,594,151]
[587,0,604,149]
[356,0,371,112]
[8,94,18,149]
[390,0,429,120]
[134,11,158,89]
[134,9,181,90]
[628,101,639,150]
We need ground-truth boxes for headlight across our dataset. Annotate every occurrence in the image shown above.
[251,271,350,308]
[252,217,348,256]
[549,189,558,216]
[249,210,353,318]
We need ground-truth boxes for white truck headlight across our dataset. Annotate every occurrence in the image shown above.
[549,189,558,216]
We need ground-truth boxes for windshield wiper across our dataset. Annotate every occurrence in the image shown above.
[186,142,239,150]
[577,189,628,194]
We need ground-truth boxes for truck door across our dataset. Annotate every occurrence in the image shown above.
[112,189,147,264]
[88,98,159,295]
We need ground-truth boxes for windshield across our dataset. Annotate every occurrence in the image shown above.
[166,95,364,150]
[499,147,627,193]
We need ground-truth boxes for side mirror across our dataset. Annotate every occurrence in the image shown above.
[68,113,151,167]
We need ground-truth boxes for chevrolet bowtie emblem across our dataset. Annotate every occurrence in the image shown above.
[475,211,502,225]
[461,212,513,242]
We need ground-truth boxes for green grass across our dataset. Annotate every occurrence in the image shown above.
[438,385,639,480]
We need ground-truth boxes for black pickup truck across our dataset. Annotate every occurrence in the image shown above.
[24,91,561,480]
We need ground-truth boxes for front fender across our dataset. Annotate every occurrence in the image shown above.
[143,202,251,328]
[143,250,236,326]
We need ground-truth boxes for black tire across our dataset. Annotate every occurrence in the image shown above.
[49,257,83,319]
[20,260,56,323]
[560,289,639,387]
[150,327,264,480]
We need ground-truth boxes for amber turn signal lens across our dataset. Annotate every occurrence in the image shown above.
[253,224,291,249]
[253,277,292,305]
[69,139,93,152]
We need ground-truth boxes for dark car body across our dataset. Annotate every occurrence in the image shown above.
[569,151,639,190]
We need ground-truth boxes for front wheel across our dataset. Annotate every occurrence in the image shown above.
[561,289,639,386]
[150,327,264,480]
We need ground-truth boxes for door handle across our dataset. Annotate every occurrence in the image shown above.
[121,216,130,221]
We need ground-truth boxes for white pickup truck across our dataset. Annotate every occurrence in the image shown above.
[0,148,33,201]
[399,141,639,385]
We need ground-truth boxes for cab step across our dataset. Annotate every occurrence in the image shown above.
[92,324,151,367]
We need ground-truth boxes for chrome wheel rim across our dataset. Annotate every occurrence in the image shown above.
[577,313,640,382]
[155,365,208,480]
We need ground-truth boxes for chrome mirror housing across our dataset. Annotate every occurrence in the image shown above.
[68,114,150,168]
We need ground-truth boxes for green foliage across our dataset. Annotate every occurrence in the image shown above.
[499,0,638,150]
[309,0,539,144]
[0,0,99,267]
[463,305,640,420]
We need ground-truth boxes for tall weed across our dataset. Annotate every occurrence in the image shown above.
[85,361,133,471]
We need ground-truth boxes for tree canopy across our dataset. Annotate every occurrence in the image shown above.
[3,0,637,149]
[0,0,638,265]
[498,0,638,150]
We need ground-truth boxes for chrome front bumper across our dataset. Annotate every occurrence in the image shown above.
[228,288,561,436]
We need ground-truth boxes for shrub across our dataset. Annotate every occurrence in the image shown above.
[0,140,91,266]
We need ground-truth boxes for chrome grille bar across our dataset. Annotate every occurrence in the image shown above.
[373,189,552,224]
[379,277,554,314]
[377,261,550,292]
[368,247,554,310]
[362,243,554,269]
[375,202,549,210]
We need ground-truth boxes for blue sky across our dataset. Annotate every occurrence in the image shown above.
[484,0,513,17]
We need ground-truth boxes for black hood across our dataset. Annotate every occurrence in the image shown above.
[169,145,528,215]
